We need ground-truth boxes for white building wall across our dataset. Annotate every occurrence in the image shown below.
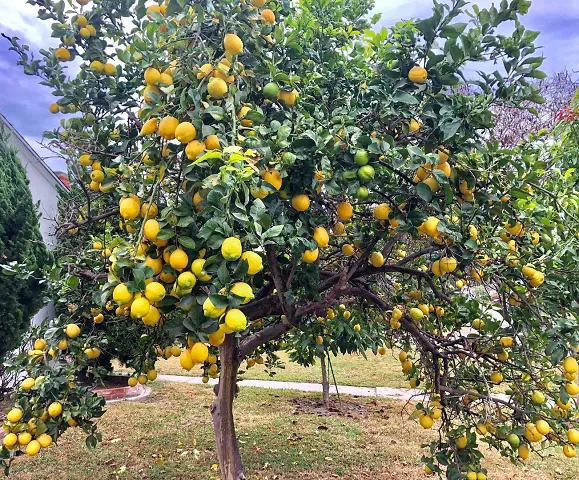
[0,113,66,326]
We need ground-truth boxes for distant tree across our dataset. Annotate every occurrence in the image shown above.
[492,71,578,146]
[0,131,50,361]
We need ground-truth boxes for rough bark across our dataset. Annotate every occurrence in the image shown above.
[320,354,330,408]
[211,335,246,480]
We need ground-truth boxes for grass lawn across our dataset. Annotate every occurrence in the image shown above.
[115,349,409,389]
[10,381,579,479]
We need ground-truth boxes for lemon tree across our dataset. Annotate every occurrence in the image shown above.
[3,0,579,479]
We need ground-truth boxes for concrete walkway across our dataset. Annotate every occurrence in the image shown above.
[157,374,423,401]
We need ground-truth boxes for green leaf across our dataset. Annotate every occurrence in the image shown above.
[157,229,175,240]
[416,183,433,203]
[209,294,229,308]
[393,91,419,105]
[440,120,461,141]
[217,261,231,284]
[178,236,196,249]
[262,225,284,240]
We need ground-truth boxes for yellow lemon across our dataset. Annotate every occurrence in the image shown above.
[143,219,160,241]
[230,282,254,304]
[208,77,228,99]
[175,122,197,143]
[336,202,353,221]
[370,252,384,268]
[119,196,141,220]
[192,258,212,281]
[185,140,206,159]
[302,248,319,263]
[65,323,81,339]
[180,349,194,370]
[158,116,180,140]
[408,65,427,83]
[313,226,329,248]
[373,203,390,220]
[170,248,189,271]
[241,251,263,275]
[144,67,161,85]
[225,309,247,332]
[342,244,355,256]
[223,33,243,56]
[26,440,41,456]
[261,169,282,190]
[203,297,227,318]
[205,134,221,150]
[145,281,166,302]
[221,237,243,261]
[142,305,161,326]
[48,401,63,418]
[291,194,310,212]
[130,297,151,319]
[190,342,209,363]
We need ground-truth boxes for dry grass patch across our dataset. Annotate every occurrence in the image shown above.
[8,382,579,479]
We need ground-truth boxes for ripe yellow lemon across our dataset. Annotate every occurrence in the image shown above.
[190,342,209,363]
[185,140,206,160]
[131,297,151,319]
[568,429,579,444]
[26,440,41,456]
[180,349,194,370]
[141,202,158,219]
[302,248,319,263]
[170,248,189,271]
[241,251,263,275]
[230,282,254,304]
[337,202,353,221]
[177,272,197,289]
[7,408,23,423]
[499,336,513,348]
[175,122,197,143]
[119,196,141,220]
[291,194,310,212]
[370,252,384,268]
[223,33,243,55]
[456,436,468,449]
[113,283,133,305]
[128,377,138,387]
[205,134,221,150]
[192,258,212,281]
[48,401,63,418]
[143,85,161,103]
[158,116,179,140]
[419,414,433,429]
[209,330,226,346]
[104,63,116,76]
[143,219,160,241]
[145,281,166,302]
[313,226,329,248]
[373,203,390,220]
[225,309,247,332]
[65,323,81,339]
[3,433,17,449]
[333,222,345,235]
[55,48,71,62]
[535,420,550,436]
[564,357,578,374]
[277,88,298,106]
[408,65,427,83]
[145,255,163,275]
[37,433,53,448]
[21,377,36,391]
[208,77,228,99]
[261,169,282,190]
[142,305,160,326]
[144,67,161,85]
[342,244,355,256]
[221,237,243,261]
[203,297,227,318]
[564,444,577,458]
[18,431,32,446]
[261,8,275,24]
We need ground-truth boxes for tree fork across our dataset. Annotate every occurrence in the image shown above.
[211,334,246,480]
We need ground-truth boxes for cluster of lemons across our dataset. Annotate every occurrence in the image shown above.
[2,325,86,458]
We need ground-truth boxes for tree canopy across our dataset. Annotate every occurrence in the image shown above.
[2,0,579,479]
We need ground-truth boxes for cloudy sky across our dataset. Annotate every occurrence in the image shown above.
[0,0,577,172]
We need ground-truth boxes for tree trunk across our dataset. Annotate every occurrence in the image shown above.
[320,354,330,408]
[211,335,246,480]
